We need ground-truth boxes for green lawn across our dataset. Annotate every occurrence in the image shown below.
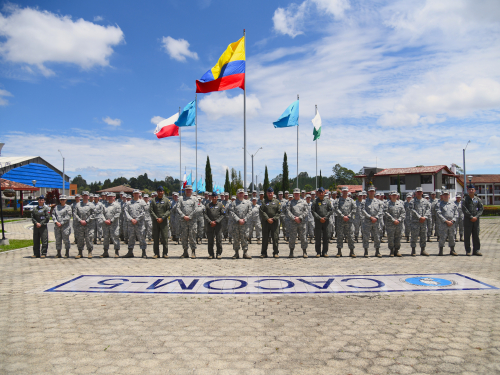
[0,239,34,252]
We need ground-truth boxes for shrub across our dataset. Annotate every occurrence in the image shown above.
[483,205,500,216]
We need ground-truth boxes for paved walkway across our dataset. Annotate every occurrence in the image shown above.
[1,218,499,374]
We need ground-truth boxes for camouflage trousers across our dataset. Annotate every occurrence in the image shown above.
[306,219,315,238]
[337,220,354,250]
[246,219,262,239]
[103,220,120,251]
[379,218,385,238]
[228,219,233,239]
[197,216,204,239]
[180,220,197,251]
[386,223,402,250]
[455,218,464,237]
[281,215,288,238]
[427,215,434,237]
[93,218,103,240]
[170,216,180,238]
[410,221,427,248]
[353,218,361,239]
[362,220,380,249]
[54,223,71,251]
[231,222,248,251]
[121,217,129,241]
[404,217,411,236]
[288,221,307,251]
[221,216,229,238]
[438,222,456,247]
[75,222,94,251]
[145,218,152,240]
[128,220,147,251]
[328,216,335,238]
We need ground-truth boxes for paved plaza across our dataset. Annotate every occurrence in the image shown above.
[1,218,500,374]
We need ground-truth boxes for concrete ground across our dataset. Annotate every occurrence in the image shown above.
[1,218,499,374]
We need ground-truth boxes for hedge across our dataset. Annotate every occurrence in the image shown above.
[483,205,500,216]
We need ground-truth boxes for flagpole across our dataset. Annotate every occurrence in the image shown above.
[179,107,182,193]
[297,94,299,189]
[195,94,198,195]
[243,28,247,193]
[315,104,317,190]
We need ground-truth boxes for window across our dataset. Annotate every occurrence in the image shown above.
[390,176,405,185]
[71,190,76,195]
[420,175,432,184]
[441,175,455,190]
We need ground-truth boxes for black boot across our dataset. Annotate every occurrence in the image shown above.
[349,249,356,258]
[406,236,409,242]
[411,248,416,257]
[336,249,342,258]
[123,250,134,258]
[181,250,189,258]
[438,247,444,256]
[364,248,368,258]
[460,235,463,242]
[375,248,382,258]
[100,250,109,258]
[142,250,147,258]
[450,247,457,256]
[389,248,394,257]
[64,249,69,258]
[56,250,62,258]
[420,248,429,256]
[395,247,402,257]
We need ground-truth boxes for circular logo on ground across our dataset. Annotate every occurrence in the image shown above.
[402,277,456,288]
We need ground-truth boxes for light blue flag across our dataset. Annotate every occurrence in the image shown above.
[273,100,299,128]
[186,173,192,186]
[175,100,196,127]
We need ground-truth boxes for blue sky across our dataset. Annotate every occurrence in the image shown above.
[1,0,499,186]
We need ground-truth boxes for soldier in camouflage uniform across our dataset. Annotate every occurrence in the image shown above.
[281,191,289,241]
[227,196,236,243]
[143,194,153,243]
[93,194,105,244]
[384,191,406,257]
[124,190,148,258]
[353,192,364,243]
[246,197,262,244]
[286,188,309,258]
[404,194,412,242]
[257,191,265,206]
[428,192,439,241]
[435,190,459,256]
[360,187,383,258]
[74,191,95,258]
[335,187,356,257]
[177,185,200,258]
[170,192,180,243]
[52,195,72,258]
[229,189,252,259]
[71,194,81,244]
[409,187,431,256]
[454,194,464,242]
[196,196,205,244]
[31,195,50,258]
[101,193,121,258]
[221,193,229,240]
[305,194,315,243]
[120,193,129,244]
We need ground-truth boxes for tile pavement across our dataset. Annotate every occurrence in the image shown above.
[1,218,499,374]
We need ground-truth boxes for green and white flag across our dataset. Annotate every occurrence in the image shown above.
[311,110,322,141]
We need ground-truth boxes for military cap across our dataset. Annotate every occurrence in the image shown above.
[278,191,283,194]
[143,194,149,198]
[59,195,67,200]
[431,191,436,195]
[456,193,462,197]
[415,187,423,192]
[331,191,337,195]
[375,192,380,196]
[293,188,300,193]
[197,196,201,200]
[284,190,289,194]
[273,194,276,198]
[82,191,90,196]
[152,192,157,196]
[368,187,375,191]
[311,191,316,194]
[185,185,192,190]
[423,194,429,198]
[301,190,306,193]
[267,187,274,192]
[441,190,450,195]
[342,187,348,191]
[101,192,106,195]
[259,191,264,195]
[231,195,236,199]
[120,191,125,195]
[108,193,116,197]
[133,189,140,194]
[389,190,398,195]
[173,192,178,196]
[306,194,311,198]
[204,191,209,195]
[467,184,475,189]
[252,190,257,193]
[38,195,45,199]
[193,192,197,196]
[244,192,248,195]
[157,186,164,191]
[251,196,257,200]
[347,192,352,196]
[75,194,80,197]
[224,192,229,196]
[317,187,325,192]
[361,191,367,195]
[210,192,217,197]
[237,188,244,194]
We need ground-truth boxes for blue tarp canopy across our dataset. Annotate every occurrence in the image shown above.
[2,163,69,189]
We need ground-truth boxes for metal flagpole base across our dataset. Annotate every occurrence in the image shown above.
[0,239,9,246]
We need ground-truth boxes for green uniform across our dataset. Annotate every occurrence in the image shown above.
[311,198,333,255]
[32,205,51,257]
[259,198,281,256]
[204,201,225,257]
[462,194,484,254]
[150,196,171,256]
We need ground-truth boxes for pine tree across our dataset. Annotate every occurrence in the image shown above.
[205,156,213,192]
[263,166,270,192]
[319,170,323,188]
[282,152,289,193]
[224,169,230,193]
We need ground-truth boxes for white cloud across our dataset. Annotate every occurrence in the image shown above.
[0,5,124,76]
[272,2,307,38]
[199,92,261,121]
[161,36,198,62]
[93,15,104,22]
[311,0,350,18]
[102,117,121,126]
[150,116,165,125]
[0,88,13,106]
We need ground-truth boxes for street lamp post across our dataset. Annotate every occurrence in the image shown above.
[243,147,262,191]
[58,150,65,196]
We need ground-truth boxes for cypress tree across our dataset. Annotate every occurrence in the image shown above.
[205,156,213,192]
[263,165,270,192]
[224,169,230,193]
[282,152,289,192]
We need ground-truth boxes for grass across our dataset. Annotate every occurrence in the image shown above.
[3,219,26,223]
[0,239,34,252]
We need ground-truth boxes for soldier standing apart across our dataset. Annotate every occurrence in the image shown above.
[435,190,458,256]
[124,190,148,258]
[93,194,105,244]
[74,191,95,258]
[360,187,383,258]
[404,194,412,242]
[71,194,81,244]
[32,195,50,258]
[100,193,121,258]
[143,194,153,244]
[259,188,281,258]
[385,191,405,257]
[305,194,315,243]
[204,192,225,259]
[247,197,262,244]
[462,185,483,256]
[52,195,72,258]
[286,188,309,258]
[311,187,333,257]
[335,187,356,257]
[150,186,171,258]
[177,185,200,258]
[409,187,431,256]
[229,189,252,259]
[454,194,464,242]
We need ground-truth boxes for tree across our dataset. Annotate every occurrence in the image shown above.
[102,179,112,190]
[332,163,359,185]
[263,165,270,192]
[205,156,213,192]
[304,184,313,192]
[224,169,230,193]
[282,152,289,193]
[112,177,128,186]
[71,175,87,187]
[273,181,282,193]
[318,170,323,188]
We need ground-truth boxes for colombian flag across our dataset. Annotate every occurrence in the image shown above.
[196,37,245,93]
